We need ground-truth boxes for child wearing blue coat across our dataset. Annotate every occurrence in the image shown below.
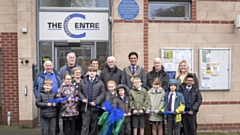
[164,79,185,135]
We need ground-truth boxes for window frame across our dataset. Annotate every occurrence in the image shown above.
[148,1,191,21]
[38,0,110,11]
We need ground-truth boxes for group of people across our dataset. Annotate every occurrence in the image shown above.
[33,51,202,135]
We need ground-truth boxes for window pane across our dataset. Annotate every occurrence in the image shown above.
[149,2,191,20]
[39,42,52,71]
[97,42,109,70]
[40,0,109,8]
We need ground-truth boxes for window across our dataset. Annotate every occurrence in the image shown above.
[39,42,52,71]
[149,2,191,21]
[39,0,109,10]
[96,42,109,70]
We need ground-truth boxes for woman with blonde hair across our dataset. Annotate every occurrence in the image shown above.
[175,60,198,88]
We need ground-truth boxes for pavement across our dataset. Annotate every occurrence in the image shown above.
[0,124,64,135]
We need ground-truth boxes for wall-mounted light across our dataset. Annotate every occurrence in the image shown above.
[21,28,27,33]
[234,15,240,28]
[24,86,28,96]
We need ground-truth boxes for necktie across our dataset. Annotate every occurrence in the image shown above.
[132,66,135,75]
[167,93,173,112]
[90,78,93,82]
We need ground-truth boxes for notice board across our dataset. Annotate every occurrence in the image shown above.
[161,48,194,79]
[199,48,231,90]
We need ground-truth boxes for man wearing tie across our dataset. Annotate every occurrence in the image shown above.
[121,52,147,90]
[179,74,202,135]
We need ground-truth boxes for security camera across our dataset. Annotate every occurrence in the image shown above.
[234,15,240,28]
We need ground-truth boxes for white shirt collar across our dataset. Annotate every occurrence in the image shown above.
[137,87,142,91]
[186,86,192,91]
[44,70,54,74]
[89,77,95,81]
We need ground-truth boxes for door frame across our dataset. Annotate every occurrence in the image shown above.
[53,42,96,69]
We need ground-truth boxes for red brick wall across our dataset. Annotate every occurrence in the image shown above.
[113,0,240,132]
[0,32,19,125]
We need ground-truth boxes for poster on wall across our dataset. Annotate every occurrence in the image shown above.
[199,48,231,90]
[161,48,194,79]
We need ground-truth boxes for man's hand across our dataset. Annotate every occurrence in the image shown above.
[47,103,52,107]
[52,103,56,107]
[82,99,87,103]
[139,110,144,114]
[127,112,131,116]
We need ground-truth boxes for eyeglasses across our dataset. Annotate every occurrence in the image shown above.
[186,80,193,82]
[65,78,72,80]
[180,65,186,67]
[74,72,81,74]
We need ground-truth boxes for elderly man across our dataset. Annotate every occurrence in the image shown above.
[33,60,62,98]
[33,60,62,135]
[121,52,146,90]
[59,52,84,79]
[99,56,122,88]
[146,57,169,91]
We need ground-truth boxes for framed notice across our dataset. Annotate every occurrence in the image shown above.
[161,48,194,79]
[199,48,231,90]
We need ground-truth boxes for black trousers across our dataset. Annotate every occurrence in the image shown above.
[42,117,56,135]
[75,106,82,135]
[167,115,181,135]
[56,107,60,134]
[119,122,131,135]
[182,114,197,135]
[63,119,75,135]
[81,111,99,135]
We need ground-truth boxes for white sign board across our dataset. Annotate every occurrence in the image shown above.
[199,48,231,90]
[39,12,109,40]
[161,48,194,79]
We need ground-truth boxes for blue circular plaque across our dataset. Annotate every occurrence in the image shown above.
[118,0,140,21]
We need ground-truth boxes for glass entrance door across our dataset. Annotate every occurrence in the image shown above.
[54,42,94,73]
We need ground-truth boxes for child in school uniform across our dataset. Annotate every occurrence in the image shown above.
[113,84,131,135]
[164,79,185,135]
[146,77,165,135]
[104,80,117,104]
[57,74,79,135]
[36,79,57,135]
[129,77,149,135]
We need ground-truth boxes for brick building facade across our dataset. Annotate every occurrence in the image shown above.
[0,0,240,133]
